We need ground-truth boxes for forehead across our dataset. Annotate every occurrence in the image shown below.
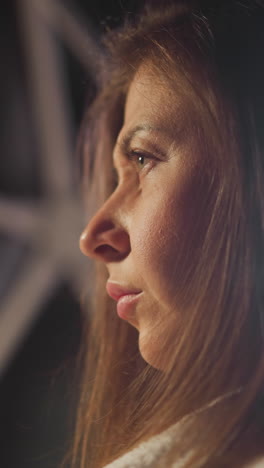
[123,64,188,134]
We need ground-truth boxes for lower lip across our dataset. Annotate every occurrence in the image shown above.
[117,293,142,320]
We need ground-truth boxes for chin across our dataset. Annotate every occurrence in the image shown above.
[138,330,167,371]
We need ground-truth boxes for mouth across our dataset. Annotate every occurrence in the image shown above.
[106,281,142,320]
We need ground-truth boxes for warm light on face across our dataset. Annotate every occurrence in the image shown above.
[80,64,214,369]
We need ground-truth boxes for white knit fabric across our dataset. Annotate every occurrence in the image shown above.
[102,424,187,468]
[103,391,264,468]
[103,425,264,468]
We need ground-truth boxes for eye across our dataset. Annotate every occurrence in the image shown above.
[111,147,158,191]
[126,150,154,170]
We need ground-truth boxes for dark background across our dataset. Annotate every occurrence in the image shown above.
[0,1,139,467]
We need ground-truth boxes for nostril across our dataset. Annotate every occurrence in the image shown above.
[94,244,127,262]
[95,245,119,256]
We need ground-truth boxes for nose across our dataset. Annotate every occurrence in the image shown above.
[80,197,131,263]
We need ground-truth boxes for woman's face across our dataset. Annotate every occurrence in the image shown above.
[80,65,213,369]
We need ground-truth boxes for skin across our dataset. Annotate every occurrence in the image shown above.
[80,64,214,369]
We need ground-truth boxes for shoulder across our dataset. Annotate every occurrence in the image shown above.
[102,392,264,468]
[102,427,179,468]
[102,427,264,468]
[103,447,264,468]
[102,424,188,468]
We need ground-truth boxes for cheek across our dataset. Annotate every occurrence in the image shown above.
[131,168,212,308]
[132,201,183,307]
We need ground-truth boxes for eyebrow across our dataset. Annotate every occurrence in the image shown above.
[117,124,170,160]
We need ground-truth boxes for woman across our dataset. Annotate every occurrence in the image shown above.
[74,1,264,467]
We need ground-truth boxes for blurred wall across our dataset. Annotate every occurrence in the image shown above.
[0,1,140,467]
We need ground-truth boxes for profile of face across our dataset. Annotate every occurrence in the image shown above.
[80,63,214,369]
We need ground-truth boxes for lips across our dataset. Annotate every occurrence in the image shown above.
[106,282,142,301]
[106,282,142,320]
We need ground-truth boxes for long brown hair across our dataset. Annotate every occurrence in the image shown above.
[71,1,264,467]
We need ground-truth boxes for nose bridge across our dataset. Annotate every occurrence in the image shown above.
[86,190,121,238]
[80,187,130,261]
[93,183,128,230]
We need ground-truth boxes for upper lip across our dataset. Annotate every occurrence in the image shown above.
[106,281,142,301]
